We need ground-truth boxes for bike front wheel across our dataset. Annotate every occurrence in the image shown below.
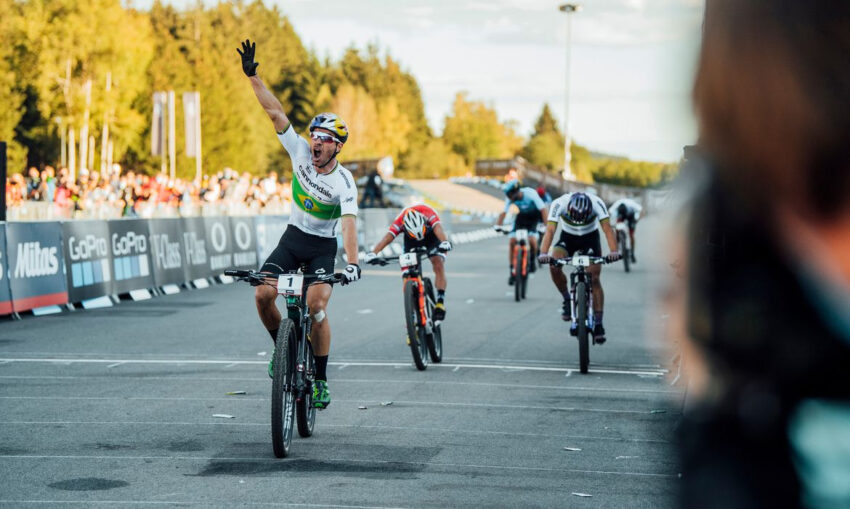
[513,246,524,302]
[424,278,443,363]
[404,280,428,370]
[575,281,590,374]
[271,319,297,457]
[296,336,317,438]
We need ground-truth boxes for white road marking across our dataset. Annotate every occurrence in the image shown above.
[0,374,682,394]
[0,357,667,377]
[106,362,124,369]
[0,454,677,478]
[0,420,673,443]
[0,395,671,415]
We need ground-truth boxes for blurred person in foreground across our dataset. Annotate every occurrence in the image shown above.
[675,2,850,508]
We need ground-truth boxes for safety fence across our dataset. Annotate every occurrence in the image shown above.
[0,216,289,316]
[0,208,496,318]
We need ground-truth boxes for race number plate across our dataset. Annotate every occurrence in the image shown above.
[277,274,304,296]
[572,255,592,267]
[515,229,529,242]
[399,252,419,268]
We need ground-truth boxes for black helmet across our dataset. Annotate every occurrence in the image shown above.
[566,193,593,224]
[617,203,628,217]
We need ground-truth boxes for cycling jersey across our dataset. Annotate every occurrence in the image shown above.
[549,192,609,236]
[503,187,546,215]
[608,198,643,221]
[388,204,441,238]
[277,125,357,238]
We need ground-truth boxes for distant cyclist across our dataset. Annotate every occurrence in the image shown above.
[537,186,553,206]
[608,197,642,263]
[493,180,547,284]
[365,204,452,321]
[239,39,361,409]
[538,192,621,343]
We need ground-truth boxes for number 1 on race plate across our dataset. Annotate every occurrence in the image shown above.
[277,274,304,296]
[399,252,418,268]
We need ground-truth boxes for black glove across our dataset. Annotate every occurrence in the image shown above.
[237,39,259,77]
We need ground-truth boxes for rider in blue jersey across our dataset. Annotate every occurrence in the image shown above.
[493,180,547,285]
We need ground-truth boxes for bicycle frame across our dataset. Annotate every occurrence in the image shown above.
[512,229,530,278]
[615,221,631,252]
[398,248,437,333]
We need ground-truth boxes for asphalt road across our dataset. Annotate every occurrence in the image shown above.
[0,216,683,508]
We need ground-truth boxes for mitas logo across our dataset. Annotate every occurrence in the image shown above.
[68,235,108,261]
[14,242,60,278]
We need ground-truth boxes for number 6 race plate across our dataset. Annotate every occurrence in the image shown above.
[277,274,304,296]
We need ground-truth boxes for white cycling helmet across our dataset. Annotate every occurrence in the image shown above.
[403,210,427,241]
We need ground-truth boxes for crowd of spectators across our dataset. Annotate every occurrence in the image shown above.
[5,164,292,220]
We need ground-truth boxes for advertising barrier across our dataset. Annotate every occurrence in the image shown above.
[148,218,185,287]
[5,221,68,312]
[181,217,210,281]
[0,225,12,315]
[204,216,233,275]
[109,219,155,295]
[229,216,258,271]
[62,220,113,303]
[254,215,288,266]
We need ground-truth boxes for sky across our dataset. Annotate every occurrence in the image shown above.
[155,0,705,162]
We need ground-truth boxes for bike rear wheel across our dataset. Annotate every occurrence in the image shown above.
[404,280,428,370]
[271,319,297,457]
[296,336,317,438]
[513,246,523,302]
[575,281,590,374]
[424,278,443,363]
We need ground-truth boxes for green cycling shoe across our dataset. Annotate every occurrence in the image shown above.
[312,380,330,409]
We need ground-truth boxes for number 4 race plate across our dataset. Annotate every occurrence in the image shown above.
[398,252,418,268]
[277,274,304,296]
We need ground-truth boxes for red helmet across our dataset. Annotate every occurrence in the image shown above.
[536,186,546,198]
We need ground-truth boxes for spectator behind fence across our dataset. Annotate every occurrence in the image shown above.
[6,162,292,220]
[674,1,850,508]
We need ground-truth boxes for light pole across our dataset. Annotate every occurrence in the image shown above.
[559,3,580,181]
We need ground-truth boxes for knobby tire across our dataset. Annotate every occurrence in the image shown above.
[296,335,317,438]
[424,278,443,362]
[404,280,428,370]
[575,281,590,374]
[619,231,631,273]
[271,318,297,457]
[514,246,523,302]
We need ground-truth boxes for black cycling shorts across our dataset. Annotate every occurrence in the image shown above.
[261,225,337,277]
[513,211,541,232]
[616,212,638,232]
[553,229,602,258]
[403,230,445,260]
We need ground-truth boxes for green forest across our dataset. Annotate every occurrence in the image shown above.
[0,0,676,187]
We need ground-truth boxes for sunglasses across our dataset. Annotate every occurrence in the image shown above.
[311,132,341,144]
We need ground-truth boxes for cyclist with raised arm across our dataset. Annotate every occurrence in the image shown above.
[608,197,642,264]
[238,39,360,409]
[538,192,621,343]
[365,204,452,321]
[493,180,547,284]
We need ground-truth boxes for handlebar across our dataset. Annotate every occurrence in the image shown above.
[367,246,446,266]
[223,269,345,286]
[549,255,610,268]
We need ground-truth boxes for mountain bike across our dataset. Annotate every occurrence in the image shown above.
[225,268,344,458]
[497,226,531,302]
[615,220,632,273]
[368,246,446,371]
[550,254,611,374]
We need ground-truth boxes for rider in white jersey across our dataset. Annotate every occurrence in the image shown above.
[277,126,357,238]
[539,191,621,343]
[608,197,642,263]
[239,39,360,409]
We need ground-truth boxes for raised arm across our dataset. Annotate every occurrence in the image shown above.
[237,39,290,133]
